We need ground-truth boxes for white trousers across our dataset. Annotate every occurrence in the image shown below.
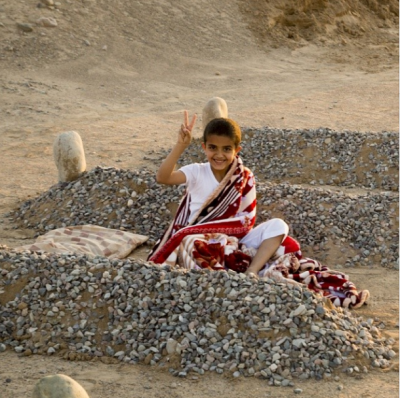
[239,218,289,249]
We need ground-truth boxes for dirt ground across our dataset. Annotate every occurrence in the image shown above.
[0,0,399,397]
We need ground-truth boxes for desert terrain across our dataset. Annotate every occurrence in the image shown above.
[0,0,399,397]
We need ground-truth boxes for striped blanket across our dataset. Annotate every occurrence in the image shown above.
[148,156,256,265]
[148,156,370,310]
[175,233,369,309]
[260,253,370,309]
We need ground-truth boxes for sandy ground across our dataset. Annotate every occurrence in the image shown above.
[0,0,399,396]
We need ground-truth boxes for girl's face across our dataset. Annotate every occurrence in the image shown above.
[201,134,241,179]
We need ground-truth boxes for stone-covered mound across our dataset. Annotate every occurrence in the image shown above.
[256,183,398,268]
[10,166,398,268]
[175,128,399,191]
[0,248,395,384]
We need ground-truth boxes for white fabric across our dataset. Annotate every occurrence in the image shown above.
[16,225,149,259]
[179,162,219,222]
[240,218,289,249]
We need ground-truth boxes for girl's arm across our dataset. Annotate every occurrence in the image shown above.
[156,111,197,185]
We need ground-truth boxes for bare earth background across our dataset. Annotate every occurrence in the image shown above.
[0,0,399,397]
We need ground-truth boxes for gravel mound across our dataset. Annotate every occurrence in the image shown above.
[0,248,395,383]
[176,127,399,191]
[9,127,399,269]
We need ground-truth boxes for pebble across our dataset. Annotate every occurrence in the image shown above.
[17,23,34,32]
[36,17,58,27]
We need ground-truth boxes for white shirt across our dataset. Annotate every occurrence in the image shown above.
[179,162,219,222]
[180,162,289,250]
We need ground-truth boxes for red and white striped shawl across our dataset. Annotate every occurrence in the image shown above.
[148,156,256,264]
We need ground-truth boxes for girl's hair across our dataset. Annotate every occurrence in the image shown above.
[203,118,241,147]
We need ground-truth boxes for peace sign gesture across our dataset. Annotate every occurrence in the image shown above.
[178,110,197,147]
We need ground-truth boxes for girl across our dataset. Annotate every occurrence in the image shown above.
[147,111,370,309]
[148,111,294,274]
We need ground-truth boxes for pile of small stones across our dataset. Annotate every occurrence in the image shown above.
[175,127,399,191]
[0,247,396,384]
[9,166,181,246]
[256,182,398,268]
[9,166,398,268]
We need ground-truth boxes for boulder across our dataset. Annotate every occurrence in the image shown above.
[53,131,86,182]
[202,97,228,130]
[32,374,90,398]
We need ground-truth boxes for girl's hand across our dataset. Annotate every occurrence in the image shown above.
[177,110,197,147]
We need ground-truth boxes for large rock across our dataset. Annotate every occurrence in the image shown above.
[53,131,86,182]
[32,374,90,398]
[202,97,228,130]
